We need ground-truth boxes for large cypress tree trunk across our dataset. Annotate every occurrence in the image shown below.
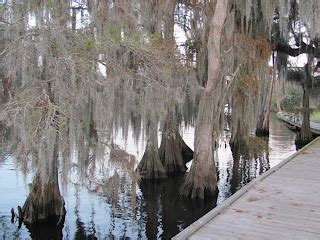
[21,173,65,225]
[181,0,228,199]
[295,63,313,149]
[0,8,11,103]
[137,115,167,179]
[20,128,66,226]
[164,0,176,44]
[159,111,188,175]
[230,118,247,150]
[274,70,283,112]
[295,87,313,149]
[256,67,275,137]
[181,91,218,199]
[255,88,272,137]
[2,75,11,102]
[158,0,193,174]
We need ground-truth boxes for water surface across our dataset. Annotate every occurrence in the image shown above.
[0,113,296,239]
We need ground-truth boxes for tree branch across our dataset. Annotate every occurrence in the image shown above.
[273,40,320,58]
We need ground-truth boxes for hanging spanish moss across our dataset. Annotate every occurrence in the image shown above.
[1,0,320,209]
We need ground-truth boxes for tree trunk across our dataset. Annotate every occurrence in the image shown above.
[89,98,98,143]
[2,75,11,102]
[20,129,66,226]
[137,116,167,179]
[256,67,275,137]
[230,119,247,150]
[0,27,11,102]
[295,64,313,149]
[275,75,283,112]
[21,173,65,226]
[158,0,194,175]
[181,91,218,199]
[19,4,67,222]
[159,112,188,175]
[181,0,228,199]
[295,87,313,149]
[164,0,176,44]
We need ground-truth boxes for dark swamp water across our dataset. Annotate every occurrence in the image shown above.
[0,113,297,239]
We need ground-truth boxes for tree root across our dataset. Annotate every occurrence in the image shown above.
[19,174,66,226]
[159,131,187,175]
[295,132,314,150]
[180,167,218,199]
[137,146,167,180]
[255,127,269,137]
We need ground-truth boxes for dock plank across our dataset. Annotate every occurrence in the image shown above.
[173,137,320,239]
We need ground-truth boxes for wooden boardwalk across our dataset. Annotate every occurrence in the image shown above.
[276,111,320,135]
[173,137,320,240]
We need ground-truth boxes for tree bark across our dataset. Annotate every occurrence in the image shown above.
[256,67,275,137]
[159,0,193,174]
[159,112,188,175]
[20,129,66,225]
[137,116,167,179]
[2,74,11,102]
[0,20,11,102]
[295,63,313,149]
[275,74,283,112]
[164,0,176,44]
[230,118,247,150]
[181,0,228,199]
[181,90,218,199]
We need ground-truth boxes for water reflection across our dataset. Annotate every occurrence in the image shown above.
[0,113,297,239]
[228,138,270,196]
[25,220,64,240]
[74,188,98,240]
[139,177,216,240]
[216,113,296,204]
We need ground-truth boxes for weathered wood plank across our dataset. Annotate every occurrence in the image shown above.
[173,137,320,240]
[195,217,320,239]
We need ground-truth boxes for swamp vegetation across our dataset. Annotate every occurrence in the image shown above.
[0,0,319,238]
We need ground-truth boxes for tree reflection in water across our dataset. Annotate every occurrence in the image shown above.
[74,186,97,240]
[0,113,298,239]
[25,221,64,240]
[139,177,217,240]
[229,137,270,196]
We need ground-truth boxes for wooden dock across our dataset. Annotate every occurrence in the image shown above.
[173,137,320,239]
[276,111,320,135]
